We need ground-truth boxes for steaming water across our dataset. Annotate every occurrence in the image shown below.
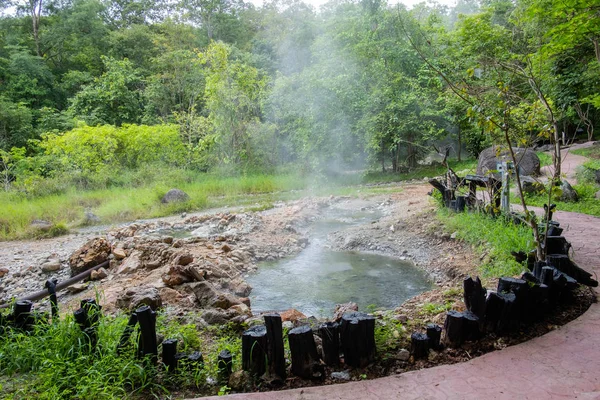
[247,206,433,318]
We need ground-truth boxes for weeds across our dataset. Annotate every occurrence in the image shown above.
[437,208,533,277]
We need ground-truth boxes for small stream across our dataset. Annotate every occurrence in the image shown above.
[247,205,433,318]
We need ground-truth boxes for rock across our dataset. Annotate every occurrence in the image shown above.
[228,303,251,317]
[41,259,61,272]
[394,314,409,324]
[162,265,192,286]
[29,219,52,232]
[477,146,540,177]
[188,281,220,307]
[595,190,600,199]
[116,286,162,311]
[221,244,231,252]
[116,250,144,274]
[397,348,410,361]
[69,237,111,276]
[232,281,252,297]
[520,176,545,195]
[559,180,579,202]
[239,297,251,307]
[163,236,174,245]
[280,308,307,322]
[66,283,88,293]
[84,210,101,224]
[177,254,194,266]
[0,267,8,278]
[90,267,108,280]
[331,371,351,381]
[161,189,190,204]
[229,370,252,391]
[333,302,359,322]
[145,260,161,270]
[112,248,127,260]
[201,308,229,325]
[211,293,241,310]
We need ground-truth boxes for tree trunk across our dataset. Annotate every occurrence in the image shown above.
[457,126,462,162]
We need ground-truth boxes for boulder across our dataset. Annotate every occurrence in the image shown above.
[162,265,193,286]
[90,267,108,280]
[520,176,545,195]
[29,219,52,232]
[176,254,194,266]
[69,237,111,276]
[84,210,101,224]
[280,308,307,322]
[188,281,220,307]
[477,146,540,177]
[559,180,579,202]
[201,308,229,325]
[228,303,251,317]
[112,248,127,260]
[116,286,162,311]
[41,259,61,273]
[333,302,359,322]
[0,267,8,278]
[116,250,144,274]
[66,283,89,293]
[232,280,252,297]
[229,370,252,392]
[596,190,600,200]
[211,293,241,310]
[161,189,190,204]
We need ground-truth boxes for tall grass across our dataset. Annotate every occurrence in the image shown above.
[0,310,242,399]
[437,209,534,277]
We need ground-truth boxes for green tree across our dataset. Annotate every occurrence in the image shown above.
[69,56,145,125]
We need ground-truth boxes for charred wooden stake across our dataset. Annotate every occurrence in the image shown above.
[44,278,59,322]
[319,321,340,366]
[264,313,286,382]
[162,339,178,372]
[443,310,465,347]
[545,236,571,255]
[340,312,376,368]
[426,324,442,350]
[546,254,597,287]
[136,305,158,363]
[242,325,267,378]
[462,311,481,341]
[463,276,486,319]
[288,325,323,380]
[116,312,138,355]
[218,350,233,384]
[185,351,204,370]
[13,300,34,331]
[410,332,429,359]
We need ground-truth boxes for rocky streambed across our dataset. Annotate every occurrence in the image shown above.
[0,184,474,327]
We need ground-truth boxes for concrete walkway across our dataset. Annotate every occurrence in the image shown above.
[202,144,600,400]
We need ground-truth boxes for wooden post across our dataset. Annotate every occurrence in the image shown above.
[545,236,571,255]
[264,313,286,382]
[242,325,267,378]
[546,254,597,287]
[44,278,59,322]
[463,276,486,319]
[288,325,323,380]
[426,323,442,350]
[116,312,138,355]
[13,300,34,331]
[340,312,376,368]
[443,310,464,347]
[162,339,178,372]
[462,311,481,341]
[218,350,233,384]
[319,322,340,366]
[410,332,429,359]
[136,305,158,364]
[185,351,204,370]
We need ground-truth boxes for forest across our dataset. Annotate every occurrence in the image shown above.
[0,0,599,194]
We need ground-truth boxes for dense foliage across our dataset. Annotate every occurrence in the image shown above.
[0,0,598,192]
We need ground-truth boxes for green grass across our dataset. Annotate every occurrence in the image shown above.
[437,209,534,277]
[536,151,553,167]
[571,144,600,159]
[520,182,600,217]
[362,159,478,185]
[0,309,243,399]
[1,158,478,241]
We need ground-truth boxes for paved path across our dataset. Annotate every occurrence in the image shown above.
[201,145,600,400]
[540,142,595,184]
